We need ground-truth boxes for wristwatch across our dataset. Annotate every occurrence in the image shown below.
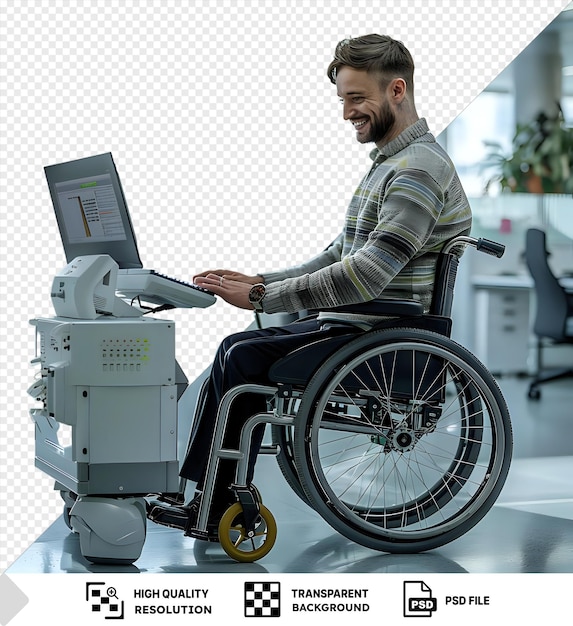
[248,283,266,312]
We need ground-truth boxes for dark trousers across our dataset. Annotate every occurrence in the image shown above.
[179,317,361,508]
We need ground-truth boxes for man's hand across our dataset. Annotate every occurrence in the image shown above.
[193,270,263,285]
[194,273,261,310]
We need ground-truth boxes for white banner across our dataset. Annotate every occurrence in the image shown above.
[2,572,572,624]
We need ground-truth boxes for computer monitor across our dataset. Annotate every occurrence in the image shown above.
[44,153,143,269]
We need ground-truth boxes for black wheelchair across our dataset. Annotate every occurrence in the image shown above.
[169,235,513,562]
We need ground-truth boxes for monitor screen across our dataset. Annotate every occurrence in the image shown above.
[45,153,143,269]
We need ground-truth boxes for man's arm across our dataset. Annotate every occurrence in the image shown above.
[193,235,344,310]
[261,168,448,314]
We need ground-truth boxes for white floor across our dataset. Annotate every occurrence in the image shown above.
[7,376,573,574]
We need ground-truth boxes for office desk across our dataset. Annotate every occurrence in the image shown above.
[472,274,573,376]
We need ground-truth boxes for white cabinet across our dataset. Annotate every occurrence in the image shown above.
[473,281,532,376]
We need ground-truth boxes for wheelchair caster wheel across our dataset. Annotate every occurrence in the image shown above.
[218,502,277,563]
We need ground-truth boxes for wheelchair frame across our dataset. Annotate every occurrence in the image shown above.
[179,236,513,562]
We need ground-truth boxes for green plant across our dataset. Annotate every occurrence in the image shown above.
[483,106,573,194]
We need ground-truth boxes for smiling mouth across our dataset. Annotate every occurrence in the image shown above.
[352,119,368,129]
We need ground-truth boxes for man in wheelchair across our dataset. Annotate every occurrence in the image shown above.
[147,33,472,538]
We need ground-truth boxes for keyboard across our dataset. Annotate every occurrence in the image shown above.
[116,269,216,309]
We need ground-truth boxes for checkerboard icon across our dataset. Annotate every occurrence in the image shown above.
[244,582,281,617]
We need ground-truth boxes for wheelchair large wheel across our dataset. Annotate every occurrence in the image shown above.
[271,405,311,506]
[293,327,512,554]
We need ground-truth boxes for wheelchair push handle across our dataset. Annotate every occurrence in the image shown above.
[476,238,505,258]
[442,235,505,258]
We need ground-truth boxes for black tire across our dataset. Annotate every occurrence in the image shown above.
[293,327,513,554]
[271,406,310,506]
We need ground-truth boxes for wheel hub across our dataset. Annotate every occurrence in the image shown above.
[391,428,416,452]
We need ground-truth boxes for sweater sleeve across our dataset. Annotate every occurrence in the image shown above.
[262,167,445,315]
[260,233,344,283]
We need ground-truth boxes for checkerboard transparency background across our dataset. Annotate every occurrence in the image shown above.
[1,0,569,571]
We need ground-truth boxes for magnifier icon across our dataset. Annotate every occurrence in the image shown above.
[107,587,118,599]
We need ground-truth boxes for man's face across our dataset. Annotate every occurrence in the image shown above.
[336,66,396,147]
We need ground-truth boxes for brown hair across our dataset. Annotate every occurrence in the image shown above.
[327,34,415,91]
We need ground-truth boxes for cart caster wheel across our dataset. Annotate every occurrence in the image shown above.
[70,496,147,564]
[528,387,541,400]
[63,506,73,531]
[218,502,277,563]
[60,490,77,532]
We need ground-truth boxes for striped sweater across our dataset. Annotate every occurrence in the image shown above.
[261,118,472,323]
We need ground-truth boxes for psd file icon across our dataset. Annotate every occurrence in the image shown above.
[403,581,437,617]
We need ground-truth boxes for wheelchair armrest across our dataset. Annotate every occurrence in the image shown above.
[270,313,451,388]
[321,298,424,317]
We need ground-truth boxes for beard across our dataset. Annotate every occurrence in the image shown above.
[358,100,396,145]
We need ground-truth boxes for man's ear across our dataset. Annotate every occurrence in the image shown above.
[389,77,407,103]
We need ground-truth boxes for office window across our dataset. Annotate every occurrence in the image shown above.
[444,91,515,197]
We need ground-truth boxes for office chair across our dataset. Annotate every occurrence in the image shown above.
[525,227,573,399]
